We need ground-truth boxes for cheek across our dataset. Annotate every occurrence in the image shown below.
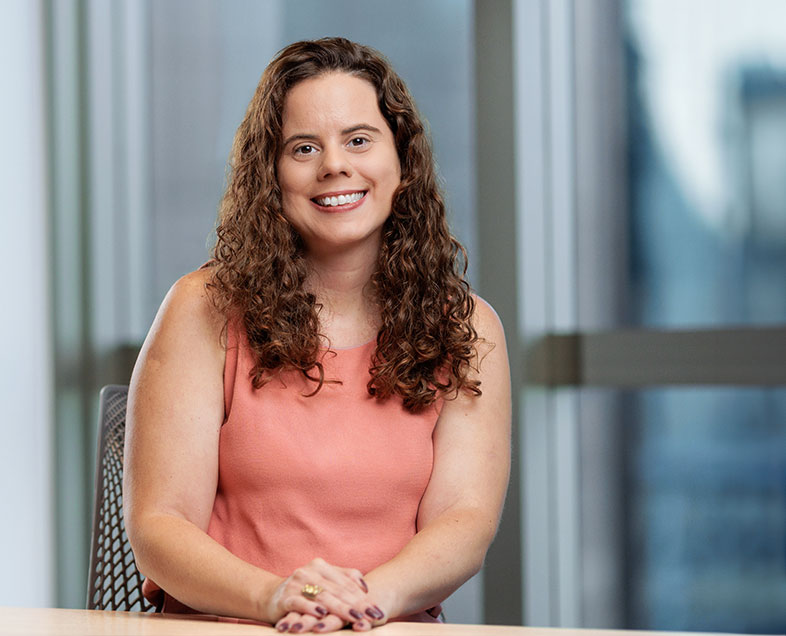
[390,150,402,184]
[389,167,402,195]
[278,178,308,218]
[377,153,401,190]
[276,181,304,224]
[278,154,307,180]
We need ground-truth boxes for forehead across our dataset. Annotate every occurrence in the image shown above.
[281,72,387,134]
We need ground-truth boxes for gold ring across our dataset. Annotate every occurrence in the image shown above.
[301,583,322,600]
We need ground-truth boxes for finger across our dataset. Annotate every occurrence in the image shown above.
[311,561,365,596]
[287,613,319,633]
[362,603,387,625]
[341,567,368,593]
[290,571,363,616]
[351,618,372,631]
[315,590,356,623]
[304,589,368,627]
[332,571,385,626]
[291,562,358,601]
[313,613,345,633]
[280,593,329,620]
[275,611,300,633]
[289,561,371,623]
[310,585,383,627]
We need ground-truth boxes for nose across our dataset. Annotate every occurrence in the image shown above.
[318,143,352,180]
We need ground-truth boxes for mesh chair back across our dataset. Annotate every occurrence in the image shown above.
[87,385,155,611]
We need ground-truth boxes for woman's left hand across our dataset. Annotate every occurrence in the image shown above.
[275,605,387,632]
[274,586,388,633]
[274,610,342,633]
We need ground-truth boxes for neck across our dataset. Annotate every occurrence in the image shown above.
[303,242,381,345]
[305,246,376,301]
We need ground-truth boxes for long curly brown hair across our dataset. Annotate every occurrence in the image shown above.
[208,37,480,412]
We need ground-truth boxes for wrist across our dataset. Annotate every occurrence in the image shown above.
[364,574,401,620]
[254,573,285,623]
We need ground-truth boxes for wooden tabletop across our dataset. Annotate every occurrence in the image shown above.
[1,607,742,636]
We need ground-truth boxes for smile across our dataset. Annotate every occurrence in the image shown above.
[312,191,366,207]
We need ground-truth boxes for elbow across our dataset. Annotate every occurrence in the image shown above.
[473,526,497,574]
[123,508,151,577]
[458,508,501,575]
[472,511,503,572]
[461,533,495,580]
[123,501,167,579]
[471,506,502,547]
[123,503,202,580]
[466,552,485,579]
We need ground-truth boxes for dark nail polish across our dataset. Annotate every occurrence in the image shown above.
[315,623,326,631]
[365,607,382,620]
[360,578,369,593]
[291,623,304,633]
[315,606,327,617]
[374,605,385,618]
[276,623,289,632]
[349,609,363,621]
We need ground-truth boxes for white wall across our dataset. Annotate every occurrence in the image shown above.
[0,0,55,607]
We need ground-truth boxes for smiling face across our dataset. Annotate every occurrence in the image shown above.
[276,72,401,258]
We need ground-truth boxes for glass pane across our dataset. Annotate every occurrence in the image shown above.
[625,0,786,327]
[621,6,786,629]
[624,387,786,633]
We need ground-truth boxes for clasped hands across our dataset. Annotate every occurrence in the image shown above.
[267,558,388,633]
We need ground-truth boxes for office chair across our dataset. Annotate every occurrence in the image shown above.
[86,384,155,612]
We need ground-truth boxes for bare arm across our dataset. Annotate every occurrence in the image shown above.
[123,270,370,626]
[364,297,512,619]
[123,270,272,618]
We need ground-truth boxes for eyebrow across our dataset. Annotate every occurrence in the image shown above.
[281,123,383,148]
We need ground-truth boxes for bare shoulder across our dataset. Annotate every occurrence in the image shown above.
[470,294,507,362]
[161,268,223,328]
[131,268,226,399]
[172,266,214,299]
[145,268,226,355]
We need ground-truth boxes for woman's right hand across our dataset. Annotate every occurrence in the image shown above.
[265,558,385,631]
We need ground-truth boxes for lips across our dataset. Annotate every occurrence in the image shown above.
[311,190,367,208]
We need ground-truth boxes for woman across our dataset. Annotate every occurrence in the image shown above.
[124,37,510,633]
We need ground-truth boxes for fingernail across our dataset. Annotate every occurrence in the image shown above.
[353,621,367,630]
[349,609,363,621]
[360,578,369,593]
[276,623,289,633]
[374,605,385,618]
[315,606,327,617]
[291,623,304,633]
[315,623,326,631]
[365,607,382,620]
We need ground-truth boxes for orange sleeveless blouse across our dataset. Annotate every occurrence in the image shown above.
[142,319,443,622]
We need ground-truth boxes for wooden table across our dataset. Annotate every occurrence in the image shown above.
[1,607,742,636]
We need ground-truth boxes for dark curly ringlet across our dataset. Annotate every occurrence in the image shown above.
[208,36,481,411]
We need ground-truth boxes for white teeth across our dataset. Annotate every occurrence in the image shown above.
[316,191,364,207]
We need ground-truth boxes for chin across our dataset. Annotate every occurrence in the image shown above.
[307,228,383,252]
